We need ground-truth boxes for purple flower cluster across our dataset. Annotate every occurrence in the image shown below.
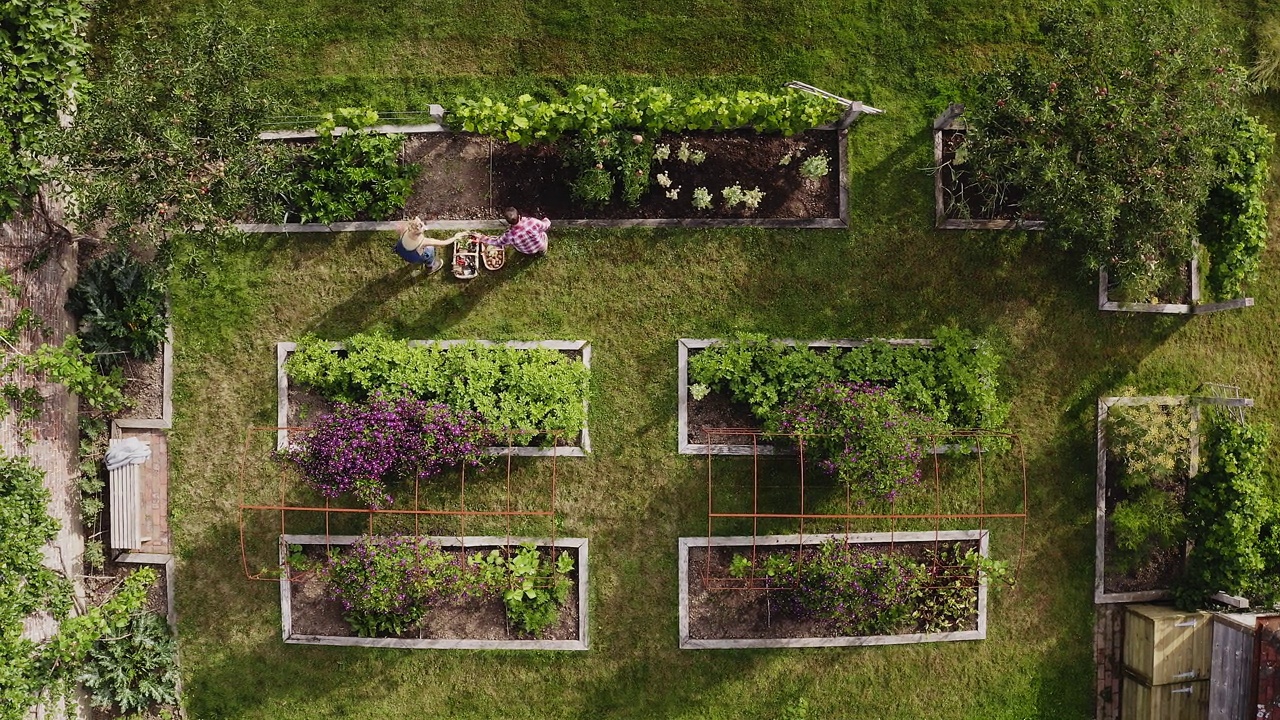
[280,393,494,508]
[324,534,484,637]
[772,381,934,499]
[778,541,926,636]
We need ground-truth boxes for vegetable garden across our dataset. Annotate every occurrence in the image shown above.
[6,0,1280,718]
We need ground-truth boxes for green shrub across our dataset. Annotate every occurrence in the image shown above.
[563,131,653,207]
[1199,112,1273,299]
[1111,489,1186,572]
[0,1,88,219]
[775,541,926,636]
[285,108,418,223]
[79,612,180,715]
[1176,415,1272,608]
[66,249,168,368]
[451,86,844,145]
[1106,398,1193,491]
[687,328,1007,432]
[287,334,590,444]
[471,544,575,636]
[961,3,1250,291]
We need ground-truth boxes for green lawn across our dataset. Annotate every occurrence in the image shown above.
[99,0,1280,717]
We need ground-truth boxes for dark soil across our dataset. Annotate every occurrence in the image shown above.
[1102,452,1187,593]
[491,130,840,220]
[289,542,581,642]
[400,134,496,221]
[687,391,760,444]
[937,129,1032,222]
[118,352,164,421]
[83,557,170,618]
[687,542,979,640]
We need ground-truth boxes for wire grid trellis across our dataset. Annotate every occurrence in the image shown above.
[1200,382,1250,423]
[237,425,563,581]
[700,429,1028,593]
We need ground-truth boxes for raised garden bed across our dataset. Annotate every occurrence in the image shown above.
[280,534,589,650]
[932,106,1045,232]
[113,326,173,430]
[678,530,989,649]
[276,339,591,457]
[240,126,849,232]
[677,337,946,455]
[1093,394,1254,604]
[1097,261,1254,315]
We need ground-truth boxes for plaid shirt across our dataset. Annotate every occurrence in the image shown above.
[492,217,550,254]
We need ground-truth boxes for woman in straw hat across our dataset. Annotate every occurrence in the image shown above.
[394,217,454,276]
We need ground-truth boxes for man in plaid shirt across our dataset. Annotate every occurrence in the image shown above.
[489,207,551,256]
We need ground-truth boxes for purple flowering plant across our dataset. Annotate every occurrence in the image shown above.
[280,393,493,508]
[778,540,926,635]
[324,535,489,637]
[768,382,940,499]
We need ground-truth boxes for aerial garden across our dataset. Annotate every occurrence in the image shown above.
[3,0,1280,718]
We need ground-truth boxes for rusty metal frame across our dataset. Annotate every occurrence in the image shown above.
[237,426,561,580]
[701,429,1028,592]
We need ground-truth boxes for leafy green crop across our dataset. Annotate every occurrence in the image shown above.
[1199,112,1273,299]
[1176,414,1274,608]
[283,108,418,224]
[66,249,168,368]
[79,612,180,715]
[451,86,843,145]
[687,328,1007,433]
[287,334,589,444]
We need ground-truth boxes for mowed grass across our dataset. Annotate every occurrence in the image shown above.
[94,0,1280,717]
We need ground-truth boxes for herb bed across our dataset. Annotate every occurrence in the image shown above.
[1094,396,1200,604]
[932,109,1044,231]
[276,340,591,456]
[242,126,848,231]
[280,535,589,650]
[677,337,952,455]
[678,531,989,649]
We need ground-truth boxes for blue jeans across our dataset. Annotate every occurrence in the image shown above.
[394,241,436,265]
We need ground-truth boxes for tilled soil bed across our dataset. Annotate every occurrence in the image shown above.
[491,130,840,219]
[687,541,980,640]
[287,542,582,642]
[937,128,1032,222]
[118,352,164,421]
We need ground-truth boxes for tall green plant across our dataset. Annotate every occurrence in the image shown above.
[1176,415,1272,609]
[79,612,180,715]
[66,249,168,368]
[1106,398,1193,491]
[58,9,275,251]
[1199,112,1273,299]
[961,3,1248,291]
[284,107,418,223]
[0,1,89,219]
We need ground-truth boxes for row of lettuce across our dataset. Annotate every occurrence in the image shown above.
[1,454,178,720]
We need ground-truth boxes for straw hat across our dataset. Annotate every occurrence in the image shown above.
[400,217,428,251]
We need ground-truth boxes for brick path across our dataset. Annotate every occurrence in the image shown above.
[1094,604,1124,720]
[3,214,87,720]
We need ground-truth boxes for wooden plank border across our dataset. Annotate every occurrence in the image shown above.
[931,108,1046,232]
[279,534,589,651]
[241,125,849,232]
[678,530,989,649]
[1098,251,1254,315]
[677,337,940,456]
[1094,394,1254,604]
[276,340,590,456]
[113,326,174,431]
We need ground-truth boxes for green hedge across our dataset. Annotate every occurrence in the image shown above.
[1199,112,1274,299]
[686,327,1008,433]
[286,334,590,443]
